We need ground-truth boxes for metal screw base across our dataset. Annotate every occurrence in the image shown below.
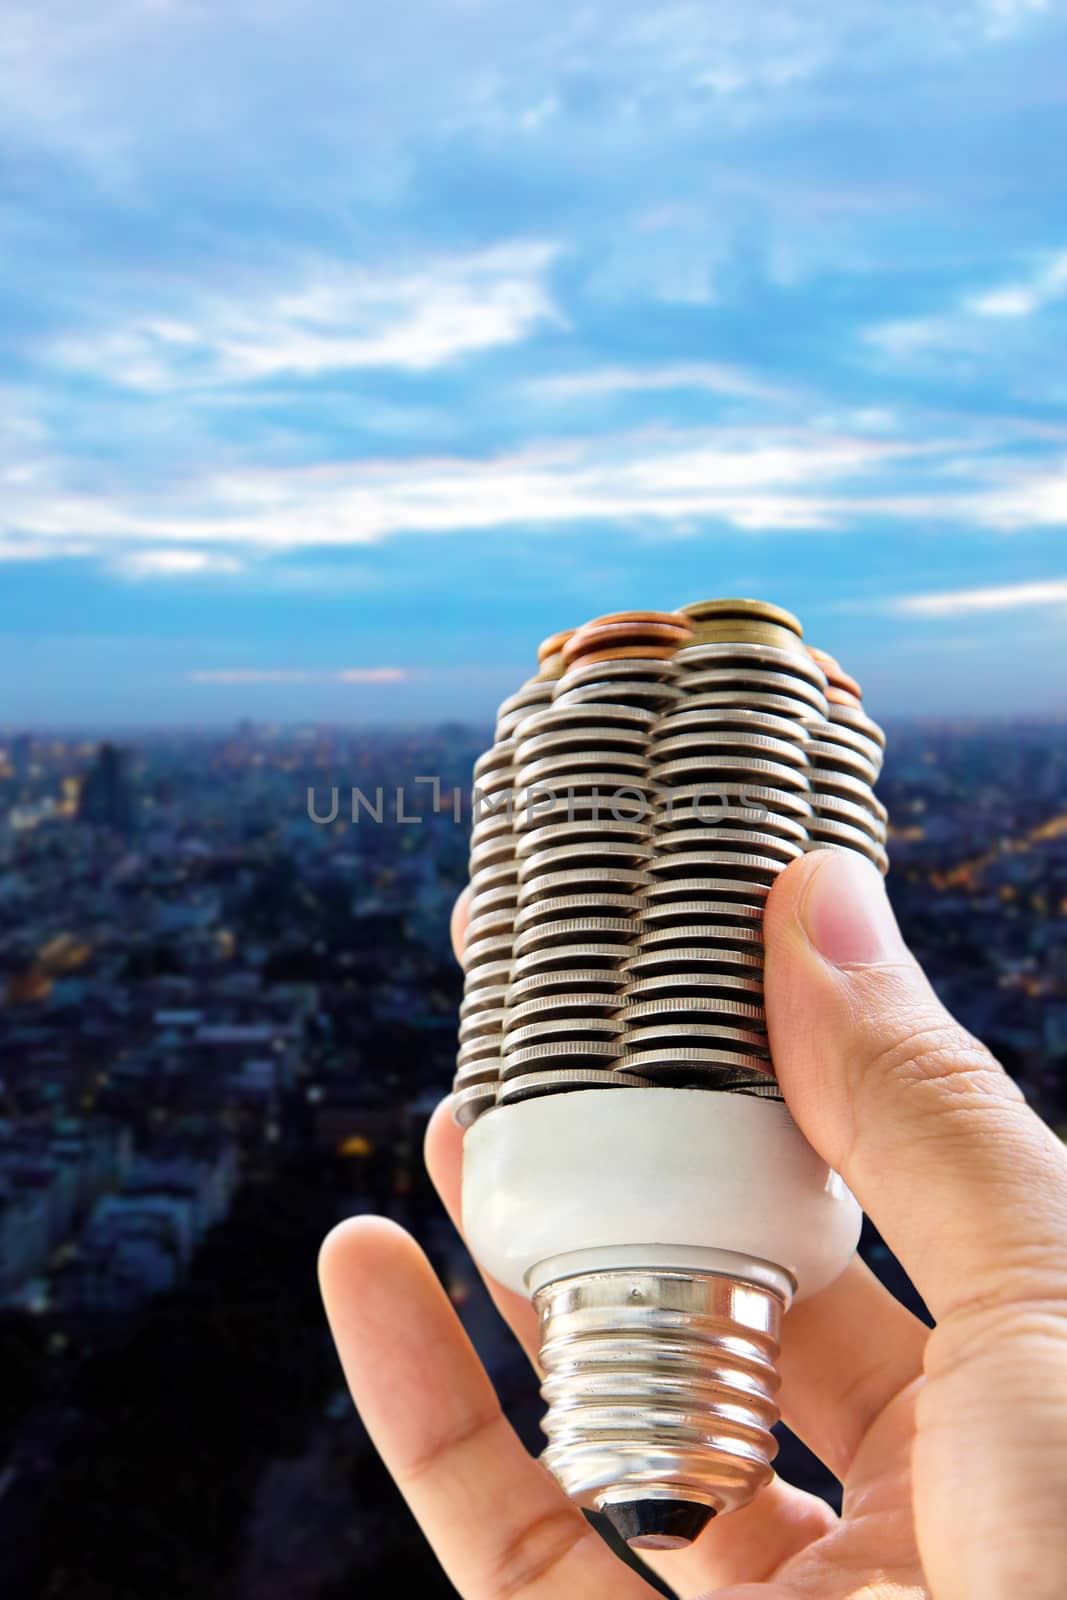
[534,1267,785,1544]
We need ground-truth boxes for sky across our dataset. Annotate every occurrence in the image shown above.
[3,0,1067,725]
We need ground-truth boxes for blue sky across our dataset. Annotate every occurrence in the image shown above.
[3,0,1067,725]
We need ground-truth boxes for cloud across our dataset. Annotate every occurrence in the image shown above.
[982,0,1049,38]
[966,250,1067,319]
[892,577,1067,616]
[528,364,797,405]
[116,548,243,578]
[47,243,560,392]
[970,462,1067,528]
[868,247,1067,357]
[0,536,94,562]
[188,667,409,684]
[3,429,916,553]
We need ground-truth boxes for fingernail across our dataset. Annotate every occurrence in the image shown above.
[800,850,905,967]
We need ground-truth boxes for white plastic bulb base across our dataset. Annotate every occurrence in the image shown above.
[462,1087,861,1547]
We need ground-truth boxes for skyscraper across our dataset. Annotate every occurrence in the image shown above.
[78,743,134,833]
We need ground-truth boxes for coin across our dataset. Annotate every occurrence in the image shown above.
[452,1082,497,1128]
[677,597,802,635]
[497,1068,649,1103]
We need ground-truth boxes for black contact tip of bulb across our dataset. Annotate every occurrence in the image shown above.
[601,1498,716,1551]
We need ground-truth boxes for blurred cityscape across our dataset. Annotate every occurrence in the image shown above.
[0,720,1065,1599]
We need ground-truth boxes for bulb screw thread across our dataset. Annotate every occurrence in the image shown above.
[534,1267,785,1542]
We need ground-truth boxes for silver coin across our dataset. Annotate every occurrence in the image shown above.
[516,722,651,761]
[502,1036,627,1075]
[467,881,518,916]
[828,701,886,750]
[557,657,680,691]
[640,897,766,926]
[497,1068,649,1103]
[503,993,624,1030]
[474,738,514,773]
[459,983,511,1018]
[808,767,887,816]
[473,761,516,798]
[452,1057,501,1091]
[806,734,881,787]
[653,827,805,862]
[675,639,828,689]
[464,905,516,944]
[507,966,628,1001]
[468,833,515,873]
[468,864,518,900]
[510,940,630,974]
[654,781,813,819]
[630,924,763,956]
[512,916,639,956]
[677,665,827,716]
[512,795,652,832]
[461,932,514,969]
[516,818,653,856]
[456,1037,503,1070]
[458,1007,508,1043]
[515,700,658,737]
[626,971,765,1004]
[626,983,765,1017]
[642,875,771,904]
[552,685,682,714]
[518,866,651,905]
[630,928,764,960]
[647,850,785,880]
[500,1040,623,1074]
[652,727,811,770]
[629,942,763,973]
[655,805,809,843]
[807,824,889,872]
[496,678,550,716]
[513,756,649,794]
[518,838,653,877]
[659,703,812,742]
[813,716,884,771]
[460,957,512,989]
[515,722,652,764]
[621,1047,776,1087]
[810,790,884,841]
[513,893,642,932]
[515,767,660,799]
[503,1017,626,1052]
[685,686,825,722]
[654,754,812,794]
[469,805,514,842]
[451,1082,498,1128]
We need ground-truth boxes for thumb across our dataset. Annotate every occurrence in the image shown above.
[764,849,1067,1324]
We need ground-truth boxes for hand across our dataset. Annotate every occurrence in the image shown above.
[319,849,1067,1598]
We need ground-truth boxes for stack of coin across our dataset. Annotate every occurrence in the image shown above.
[454,603,892,1128]
[626,600,829,1094]
[804,647,888,875]
[453,632,574,1129]
[499,612,691,1107]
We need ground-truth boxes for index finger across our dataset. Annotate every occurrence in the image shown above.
[319,1217,657,1600]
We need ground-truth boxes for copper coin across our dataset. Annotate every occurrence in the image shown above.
[537,628,576,664]
[563,619,691,667]
[562,644,683,666]
[583,609,691,628]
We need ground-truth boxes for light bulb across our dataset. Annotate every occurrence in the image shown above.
[454,600,885,1551]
